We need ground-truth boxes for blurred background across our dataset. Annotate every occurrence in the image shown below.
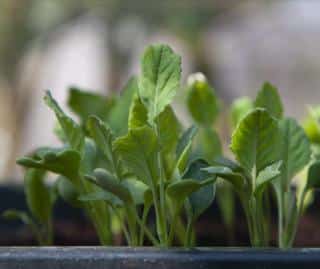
[1,0,320,246]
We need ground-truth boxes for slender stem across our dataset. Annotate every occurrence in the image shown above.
[152,120,168,246]
[139,205,150,245]
[285,188,308,248]
[134,211,160,246]
[112,207,131,245]
[184,219,194,247]
[168,211,179,246]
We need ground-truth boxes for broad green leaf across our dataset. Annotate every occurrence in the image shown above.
[303,106,320,144]
[230,108,280,175]
[87,115,114,163]
[85,168,133,204]
[17,149,81,182]
[128,95,148,130]
[139,44,181,123]
[255,161,282,196]
[108,77,138,135]
[230,97,253,129]
[44,91,84,152]
[306,161,320,189]
[122,179,149,205]
[81,138,98,174]
[277,118,311,190]
[254,82,283,119]
[183,159,216,220]
[157,105,181,154]
[187,73,219,126]
[113,126,159,186]
[56,176,82,208]
[67,87,114,123]
[198,128,222,163]
[24,168,51,223]
[202,166,245,190]
[79,190,123,207]
[166,177,215,213]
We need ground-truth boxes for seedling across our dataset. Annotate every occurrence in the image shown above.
[205,82,320,247]
[14,44,217,247]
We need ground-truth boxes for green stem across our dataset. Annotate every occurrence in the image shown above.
[139,205,151,245]
[134,211,160,246]
[168,210,179,246]
[112,207,131,245]
[184,219,193,247]
[152,121,168,246]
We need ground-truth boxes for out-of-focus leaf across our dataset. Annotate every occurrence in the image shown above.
[108,77,138,135]
[187,73,219,126]
[44,91,84,152]
[230,97,253,129]
[85,168,133,204]
[24,168,51,223]
[17,149,81,182]
[306,161,320,190]
[68,87,114,123]
[254,82,283,119]
[56,176,82,208]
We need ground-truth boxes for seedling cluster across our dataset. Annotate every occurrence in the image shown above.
[4,44,320,248]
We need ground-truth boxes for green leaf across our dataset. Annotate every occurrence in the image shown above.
[277,118,311,190]
[108,77,138,135]
[306,161,320,189]
[157,105,181,154]
[81,138,98,174]
[202,166,245,190]
[187,73,219,126]
[303,106,320,144]
[44,91,85,152]
[254,82,283,119]
[56,176,82,208]
[17,149,81,182]
[113,126,159,186]
[230,97,253,129]
[122,179,149,205]
[230,108,280,176]
[198,128,222,163]
[128,95,148,130]
[67,87,114,124]
[166,178,215,213]
[139,44,181,123]
[79,190,123,207]
[255,161,282,196]
[24,168,51,223]
[183,159,216,220]
[85,168,133,204]
[175,126,197,172]
[87,115,114,163]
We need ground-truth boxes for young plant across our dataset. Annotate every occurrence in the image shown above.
[14,44,217,247]
[3,168,56,245]
[206,82,320,248]
[186,72,235,242]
